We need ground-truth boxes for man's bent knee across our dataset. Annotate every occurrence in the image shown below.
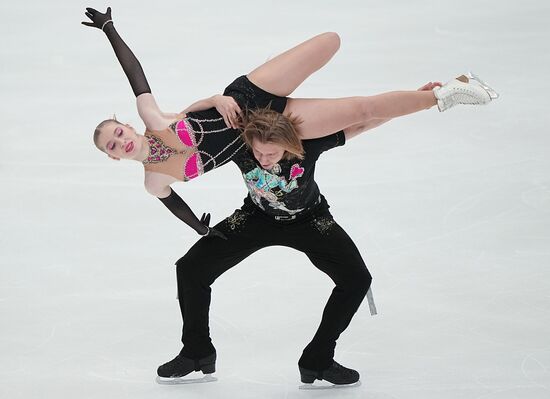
[345,267,372,297]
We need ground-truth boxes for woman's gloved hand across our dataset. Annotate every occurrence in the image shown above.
[82,7,113,31]
[200,213,228,240]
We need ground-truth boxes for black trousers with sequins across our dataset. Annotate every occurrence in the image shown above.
[175,196,372,371]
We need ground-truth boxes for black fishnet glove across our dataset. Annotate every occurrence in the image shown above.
[81,6,113,30]
[158,188,227,239]
[199,213,228,240]
[82,7,151,97]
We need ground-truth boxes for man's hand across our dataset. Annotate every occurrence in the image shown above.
[212,95,242,129]
[418,81,442,91]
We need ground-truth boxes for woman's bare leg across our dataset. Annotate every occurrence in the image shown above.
[338,82,441,141]
[285,90,437,139]
[342,118,391,141]
[247,32,340,97]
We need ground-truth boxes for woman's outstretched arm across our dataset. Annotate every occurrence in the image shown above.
[144,174,227,239]
[157,188,227,240]
[82,7,150,96]
[82,7,167,130]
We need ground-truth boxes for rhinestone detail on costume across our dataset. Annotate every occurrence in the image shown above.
[142,134,184,165]
[171,117,247,172]
[226,210,248,231]
[311,216,336,235]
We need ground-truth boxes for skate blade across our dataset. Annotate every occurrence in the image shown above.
[299,380,361,390]
[467,71,500,99]
[156,374,217,385]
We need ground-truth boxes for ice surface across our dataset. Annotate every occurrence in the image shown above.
[1,1,549,398]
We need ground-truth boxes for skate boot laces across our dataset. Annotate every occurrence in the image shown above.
[434,71,499,111]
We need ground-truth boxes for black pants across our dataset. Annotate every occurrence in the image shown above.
[175,198,372,371]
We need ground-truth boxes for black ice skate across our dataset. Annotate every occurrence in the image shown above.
[156,352,217,385]
[299,361,361,389]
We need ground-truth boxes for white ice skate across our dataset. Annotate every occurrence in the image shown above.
[434,71,499,112]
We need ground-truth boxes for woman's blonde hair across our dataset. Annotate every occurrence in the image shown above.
[240,108,304,160]
[93,118,120,152]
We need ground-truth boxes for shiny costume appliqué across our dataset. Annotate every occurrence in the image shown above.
[311,215,336,235]
[173,116,246,173]
[143,114,246,182]
[224,209,249,233]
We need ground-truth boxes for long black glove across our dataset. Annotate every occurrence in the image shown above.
[82,7,151,97]
[158,188,227,239]
[199,213,228,240]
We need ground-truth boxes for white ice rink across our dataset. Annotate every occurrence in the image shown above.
[1,1,549,398]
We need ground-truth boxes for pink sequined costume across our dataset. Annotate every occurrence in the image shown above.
[142,110,245,181]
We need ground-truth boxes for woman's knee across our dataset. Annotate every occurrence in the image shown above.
[341,97,375,123]
[321,31,341,54]
[357,97,376,121]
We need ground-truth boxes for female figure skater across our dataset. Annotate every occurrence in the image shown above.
[83,7,497,238]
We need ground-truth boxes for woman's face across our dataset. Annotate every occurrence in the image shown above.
[251,138,286,170]
[96,121,141,160]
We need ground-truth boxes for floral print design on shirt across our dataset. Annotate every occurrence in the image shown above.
[243,163,304,214]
